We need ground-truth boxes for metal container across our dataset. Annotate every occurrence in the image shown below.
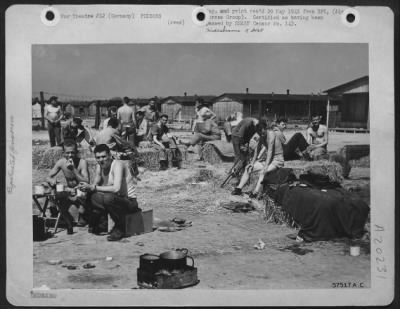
[159,248,194,270]
[140,254,161,273]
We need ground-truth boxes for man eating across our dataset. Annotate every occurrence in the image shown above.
[46,141,90,234]
[78,144,140,241]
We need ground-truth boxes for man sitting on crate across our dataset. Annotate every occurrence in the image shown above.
[46,140,90,234]
[151,114,181,170]
[78,144,140,241]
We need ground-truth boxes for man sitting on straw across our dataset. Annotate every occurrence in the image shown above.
[78,144,140,241]
[306,114,328,160]
[231,116,268,172]
[151,114,181,170]
[272,116,328,161]
[250,123,285,199]
[46,140,90,234]
[134,110,149,146]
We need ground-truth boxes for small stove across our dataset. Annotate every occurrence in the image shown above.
[137,265,199,289]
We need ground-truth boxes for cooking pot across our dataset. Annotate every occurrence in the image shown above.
[159,248,194,270]
[139,254,161,273]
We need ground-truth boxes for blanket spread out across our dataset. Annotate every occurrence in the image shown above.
[273,184,369,241]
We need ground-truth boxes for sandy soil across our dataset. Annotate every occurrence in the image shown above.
[33,155,370,290]
[32,128,370,290]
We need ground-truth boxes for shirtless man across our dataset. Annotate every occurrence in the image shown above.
[46,141,90,234]
[151,114,181,170]
[117,97,136,146]
[306,114,328,159]
[100,106,122,133]
[78,144,140,241]
[45,96,63,147]
[95,117,120,150]
[251,126,284,198]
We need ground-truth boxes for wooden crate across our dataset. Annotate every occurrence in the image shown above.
[108,209,153,236]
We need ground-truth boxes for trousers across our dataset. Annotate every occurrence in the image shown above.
[90,192,139,231]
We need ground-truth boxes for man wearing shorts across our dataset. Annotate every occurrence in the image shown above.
[46,141,90,233]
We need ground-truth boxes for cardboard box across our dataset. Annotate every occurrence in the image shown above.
[108,209,153,236]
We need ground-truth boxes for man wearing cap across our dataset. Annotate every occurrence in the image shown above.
[45,96,63,147]
[117,97,136,146]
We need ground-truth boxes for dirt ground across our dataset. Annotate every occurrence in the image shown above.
[32,129,370,290]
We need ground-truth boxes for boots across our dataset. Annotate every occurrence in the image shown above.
[172,160,181,169]
[160,160,169,171]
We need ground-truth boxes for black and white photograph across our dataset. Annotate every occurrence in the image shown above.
[31,43,371,290]
[5,4,395,306]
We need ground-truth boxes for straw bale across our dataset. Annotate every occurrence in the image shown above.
[263,194,299,228]
[202,143,224,164]
[284,160,343,183]
[137,145,187,170]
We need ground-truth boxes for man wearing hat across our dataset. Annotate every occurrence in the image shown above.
[45,96,63,147]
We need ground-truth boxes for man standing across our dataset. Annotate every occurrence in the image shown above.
[135,110,149,146]
[45,96,63,147]
[46,141,90,234]
[117,97,136,146]
[140,98,158,126]
[151,114,181,170]
[78,144,140,241]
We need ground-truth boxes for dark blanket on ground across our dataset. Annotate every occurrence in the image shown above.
[273,183,369,241]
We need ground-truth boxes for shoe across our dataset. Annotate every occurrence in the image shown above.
[231,188,242,196]
[76,217,87,227]
[107,228,123,241]
[248,192,258,199]
[49,206,59,218]
[159,160,168,171]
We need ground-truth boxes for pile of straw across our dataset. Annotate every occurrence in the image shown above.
[201,143,234,165]
[263,194,299,228]
[284,160,343,183]
[38,147,64,169]
[137,145,187,170]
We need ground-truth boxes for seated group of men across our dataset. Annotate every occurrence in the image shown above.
[97,98,182,170]
[46,141,139,241]
[229,114,328,198]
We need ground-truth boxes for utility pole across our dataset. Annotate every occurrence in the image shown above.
[39,91,45,129]
[94,101,101,129]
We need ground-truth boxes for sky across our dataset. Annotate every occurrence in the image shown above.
[32,43,368,100]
